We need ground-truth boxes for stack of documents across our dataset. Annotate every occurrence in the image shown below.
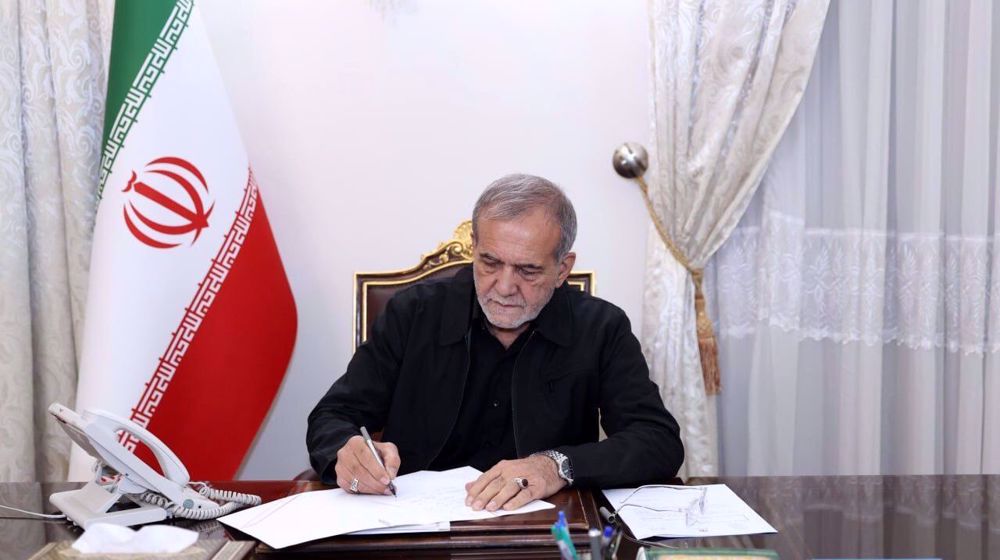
[218,466,553,549]
[602,484,776,540]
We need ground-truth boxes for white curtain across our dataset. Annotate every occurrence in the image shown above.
[710,0,1000,475]
[643,0,829,477]
[0,0,112,482]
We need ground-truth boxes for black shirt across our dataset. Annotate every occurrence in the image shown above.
[429,304,531,471]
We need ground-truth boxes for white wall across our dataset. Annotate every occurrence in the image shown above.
[199,0,653,479]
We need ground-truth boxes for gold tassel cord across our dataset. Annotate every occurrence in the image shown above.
[634,177,722,395]
[690,270,721,394]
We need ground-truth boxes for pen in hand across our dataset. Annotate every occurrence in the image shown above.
[360,426,397,497]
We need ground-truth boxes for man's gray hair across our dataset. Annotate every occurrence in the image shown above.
[472,174,577,260]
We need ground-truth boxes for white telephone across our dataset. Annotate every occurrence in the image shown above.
[48,402,260,528]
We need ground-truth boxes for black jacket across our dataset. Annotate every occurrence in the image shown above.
[307,267,684,487]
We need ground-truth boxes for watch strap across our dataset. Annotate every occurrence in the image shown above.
[534,449,574,485]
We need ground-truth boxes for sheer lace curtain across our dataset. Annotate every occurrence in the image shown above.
[0,0,112,482]
[709,0,1000,475]
[643,0,829,477]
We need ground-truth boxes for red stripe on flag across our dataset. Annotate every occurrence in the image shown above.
[130,173,296,479]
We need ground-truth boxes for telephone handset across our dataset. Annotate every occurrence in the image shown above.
[48,403,260,528]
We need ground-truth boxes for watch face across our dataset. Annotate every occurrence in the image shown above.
[554,454,572,482]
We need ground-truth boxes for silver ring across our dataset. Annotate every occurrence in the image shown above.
[350,477,359,493]
[513,477,528,489]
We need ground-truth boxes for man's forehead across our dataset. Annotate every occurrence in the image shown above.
[474,213,560,263]
[475,240,549,266]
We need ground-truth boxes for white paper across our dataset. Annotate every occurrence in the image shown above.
[602,484,776,540]
[349,521,450,535]
[219,466,553,549]
[72,523,198,553]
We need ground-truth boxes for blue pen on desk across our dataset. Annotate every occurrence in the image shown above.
[602,525,612,549]
[551,512,578,559]
[607,526,623,560]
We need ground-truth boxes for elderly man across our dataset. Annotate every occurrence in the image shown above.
[307,174,683,512]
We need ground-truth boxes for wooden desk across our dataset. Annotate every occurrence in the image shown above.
[0,481,599,559]
[2,476,998,559]
[251,482,601,558]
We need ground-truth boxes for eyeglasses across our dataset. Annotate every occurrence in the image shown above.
[614,485,708,527]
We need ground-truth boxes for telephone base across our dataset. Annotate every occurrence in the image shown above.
[50,481,167,528]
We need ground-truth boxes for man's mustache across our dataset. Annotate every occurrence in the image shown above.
[485,294,525,307]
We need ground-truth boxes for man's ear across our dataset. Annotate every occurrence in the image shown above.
[556,252,576,285]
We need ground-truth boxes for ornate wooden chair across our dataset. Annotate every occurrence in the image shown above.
[354,220,595,350]
[298,221,594,480]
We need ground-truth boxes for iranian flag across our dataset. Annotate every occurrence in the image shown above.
[69,0,297,480]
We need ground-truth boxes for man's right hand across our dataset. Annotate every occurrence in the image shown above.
[334,435,400,495]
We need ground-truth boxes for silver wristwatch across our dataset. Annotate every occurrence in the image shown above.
[535,450,574,485]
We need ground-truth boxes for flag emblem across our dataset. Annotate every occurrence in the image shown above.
[122,156,214,249]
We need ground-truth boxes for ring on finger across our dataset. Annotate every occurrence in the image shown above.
[350,477,360,493]
[512,477,528,489]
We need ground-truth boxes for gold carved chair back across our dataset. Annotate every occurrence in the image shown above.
[354,220,595,350]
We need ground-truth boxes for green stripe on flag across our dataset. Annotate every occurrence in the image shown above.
[98,0,192,197]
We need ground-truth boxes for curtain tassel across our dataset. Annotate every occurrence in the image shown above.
[691,270,721,395]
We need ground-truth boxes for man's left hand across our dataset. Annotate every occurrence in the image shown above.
[464,454,567,512]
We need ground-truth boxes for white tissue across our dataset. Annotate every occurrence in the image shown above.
[72,523,198,554]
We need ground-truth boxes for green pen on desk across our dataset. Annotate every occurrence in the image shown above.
[551,525,574,559]
[561,525,579,559]
[552,511,579,559]
[360,426,397,497]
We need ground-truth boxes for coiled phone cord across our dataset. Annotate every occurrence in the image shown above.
[136,483,261,521]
